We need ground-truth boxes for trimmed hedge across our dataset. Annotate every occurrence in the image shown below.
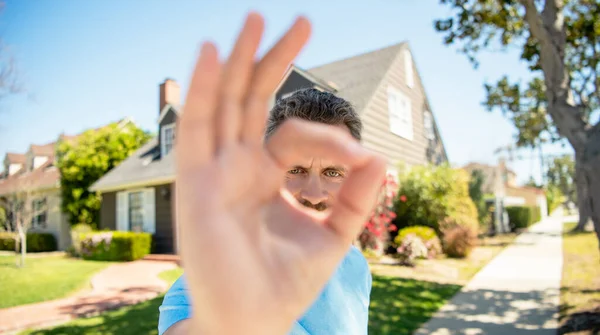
[0,232,57,252]
[0,232,15,251]
[79,231,152,261]
[530,206,541,225]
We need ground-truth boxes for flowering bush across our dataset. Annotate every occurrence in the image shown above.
[394,226,442,259]
[396,234,428,266]
[358,173,398,252]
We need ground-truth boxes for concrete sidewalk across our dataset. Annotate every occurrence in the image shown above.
[415,216,565,335]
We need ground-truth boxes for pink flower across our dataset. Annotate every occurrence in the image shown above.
[400,195,407,202]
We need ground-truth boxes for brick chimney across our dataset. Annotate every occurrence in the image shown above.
[159,78,181,113]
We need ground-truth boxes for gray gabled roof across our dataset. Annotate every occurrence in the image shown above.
[90,137,175,192]
[90,42,409,193]
[308,42,406,113]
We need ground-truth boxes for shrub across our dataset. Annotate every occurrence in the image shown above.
[394,226,442,259]
[506,206,533,231]
[0,232,16,251]
[69,223,94,257]
[396,234,428,266]
[0,232,57,252]
[27,233,57,252]
[442,225,477,258]
[530,206,541,225]
[393,164,479,237]
[358,173,398,252]
[79,231,151,261]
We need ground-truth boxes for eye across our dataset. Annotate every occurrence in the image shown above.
[323,169,343,178]
[288,168,305,175]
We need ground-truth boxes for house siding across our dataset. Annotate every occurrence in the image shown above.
[99,184,174,254]
[360,47,447,169]
[29,188,71,251]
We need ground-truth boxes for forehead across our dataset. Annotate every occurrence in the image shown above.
[291,123,351,168]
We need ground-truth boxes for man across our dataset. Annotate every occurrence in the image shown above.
[171,12,385,335]
[160,88,372,335]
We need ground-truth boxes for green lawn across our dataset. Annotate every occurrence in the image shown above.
[558,222,600,333]
[18,232,515,334]
[20,269,460,335]
[157,267,183,286]
[21,295,164,335]
[368,276,461,335]
[0,254,110,309]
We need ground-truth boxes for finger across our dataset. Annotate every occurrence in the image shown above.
[177,42,222,172]
[242,17,311,144]
[217,12,264,148]
[265,119,369,169]
[265,119,387,245]
[326,155,386,244]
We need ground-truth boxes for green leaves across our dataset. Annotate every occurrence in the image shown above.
[57,122,151,226]
[436,0,600,148]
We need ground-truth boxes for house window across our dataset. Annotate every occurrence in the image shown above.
[116,188,155,234]
[404,49,414,88]
[128,191,144,232]
[387,86,413,140]
[424,110,435,140]
[31,198,47,228]
[161,124,176,156]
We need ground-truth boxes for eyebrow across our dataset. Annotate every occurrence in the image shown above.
[324,165,347,173]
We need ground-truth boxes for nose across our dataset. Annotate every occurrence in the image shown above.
[299,175,328,205]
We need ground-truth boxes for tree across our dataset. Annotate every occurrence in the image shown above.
[56,121,151,227]
[468,169,488,226]
[0,2,22,101]
[435,0,600,245]
[0,180,46,267]
[547,154,576,203]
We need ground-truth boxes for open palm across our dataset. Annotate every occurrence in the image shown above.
[176,13,386,335]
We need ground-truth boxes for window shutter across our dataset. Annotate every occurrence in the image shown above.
[116,192,128,231]
[144,188,156,234]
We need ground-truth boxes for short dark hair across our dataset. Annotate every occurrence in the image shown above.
[265,88,362,141]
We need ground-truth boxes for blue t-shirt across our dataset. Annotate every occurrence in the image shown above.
[158,246,372,335]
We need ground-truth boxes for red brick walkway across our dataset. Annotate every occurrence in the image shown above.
[0,260,178,334]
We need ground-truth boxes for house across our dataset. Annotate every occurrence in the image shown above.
[463,159,548,232]
[90,42,449,254]
[0,120,131,250]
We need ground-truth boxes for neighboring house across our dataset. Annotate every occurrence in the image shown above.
[463,159,548,233]
[90,42,449,254]
[0,120,131,250]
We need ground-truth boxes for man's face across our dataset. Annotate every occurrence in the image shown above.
[283,124,351,211]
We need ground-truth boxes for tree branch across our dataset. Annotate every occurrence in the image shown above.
[520,0,587,148]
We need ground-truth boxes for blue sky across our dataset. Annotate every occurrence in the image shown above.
[0,0,572,183]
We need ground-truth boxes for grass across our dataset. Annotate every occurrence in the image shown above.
[21,295,164,335]
[18,233,516,334]
[558,222,600,333]
[157,267,183,287]
[0,254,110,309]
[368,276,460,335]
[370,232,517,285]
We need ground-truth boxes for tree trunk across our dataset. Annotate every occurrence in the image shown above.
[17,225,26,267]
[573,152,591,232]
[580,130,600,249]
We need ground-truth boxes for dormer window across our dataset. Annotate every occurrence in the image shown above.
[161,123,176,156]
[33,156,49,169]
